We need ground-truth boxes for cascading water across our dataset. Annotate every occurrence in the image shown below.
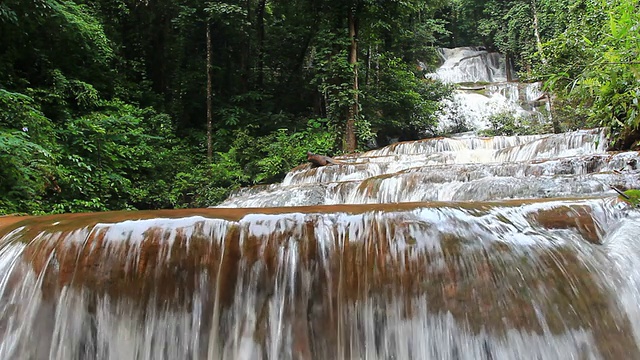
[2,50,640,360]
[429,47,549,133]
[220,129,638,208]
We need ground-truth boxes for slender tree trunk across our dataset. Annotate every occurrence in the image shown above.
[547,93,560,133]
[256,0,267,88]
[531,0,559,132]
[505,52,513,82]
[345,8,358,153]
[206,20,213,163]
[365,45,371,86]
[242,0,251,91]
[375,44,380,88]
[531,0,545,65]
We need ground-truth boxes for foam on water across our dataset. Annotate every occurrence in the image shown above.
[1,198,639,359]
[428,47,549,133]
[2,46,640,360]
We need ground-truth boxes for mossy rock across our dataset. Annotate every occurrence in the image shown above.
[619,189,640,207]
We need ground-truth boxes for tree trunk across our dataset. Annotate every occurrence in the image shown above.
[531,0,545,65]
[206,20,213,163]
[241,0,251,91]
[531,0,559,132]
[256,0,267,88]
[505,52,513,82]
[365,45,371,86]
[345,8,358,153]
[375,43,380,87]
[547,93,560,133]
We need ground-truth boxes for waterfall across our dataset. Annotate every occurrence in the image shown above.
[428,47,549,133]
[2,199,640,359]
[220,129,639,208]
[2,49,640,360]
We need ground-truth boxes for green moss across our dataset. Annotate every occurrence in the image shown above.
[620,189,640,206]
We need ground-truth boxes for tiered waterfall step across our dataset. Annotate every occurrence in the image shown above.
[0,197,631,297]
[219,129,640,208]
[2,197,640,359]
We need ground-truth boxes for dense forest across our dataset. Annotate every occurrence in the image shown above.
[1,0,638,214]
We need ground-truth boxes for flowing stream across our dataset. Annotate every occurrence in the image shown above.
[2,48,640,360]
[429,47,549,133]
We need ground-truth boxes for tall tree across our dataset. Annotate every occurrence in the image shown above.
[541,0,640,146]
[345,4,359,152]
[206,19,214,162]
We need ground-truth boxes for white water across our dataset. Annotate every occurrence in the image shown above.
[219,128,640,208]
[2,47,640,360]
[1,198,639,359]
[428,47,549,133]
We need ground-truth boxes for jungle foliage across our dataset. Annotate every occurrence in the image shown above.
[0,0,450,214]
[440,0,640,145]
[1,0,639,214]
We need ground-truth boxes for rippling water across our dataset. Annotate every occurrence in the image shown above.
[1,193,640,359]
[2,49,640,359]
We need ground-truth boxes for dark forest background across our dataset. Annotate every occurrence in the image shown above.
[1,0,638,214]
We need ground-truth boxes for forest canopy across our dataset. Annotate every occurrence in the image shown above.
[1,0,638,214]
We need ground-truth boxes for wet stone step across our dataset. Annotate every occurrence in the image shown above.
[283,152,640,186]
[0,198,637,359]
[0,197,627,303]
[220,169,640,208]
[360,129,604,157]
